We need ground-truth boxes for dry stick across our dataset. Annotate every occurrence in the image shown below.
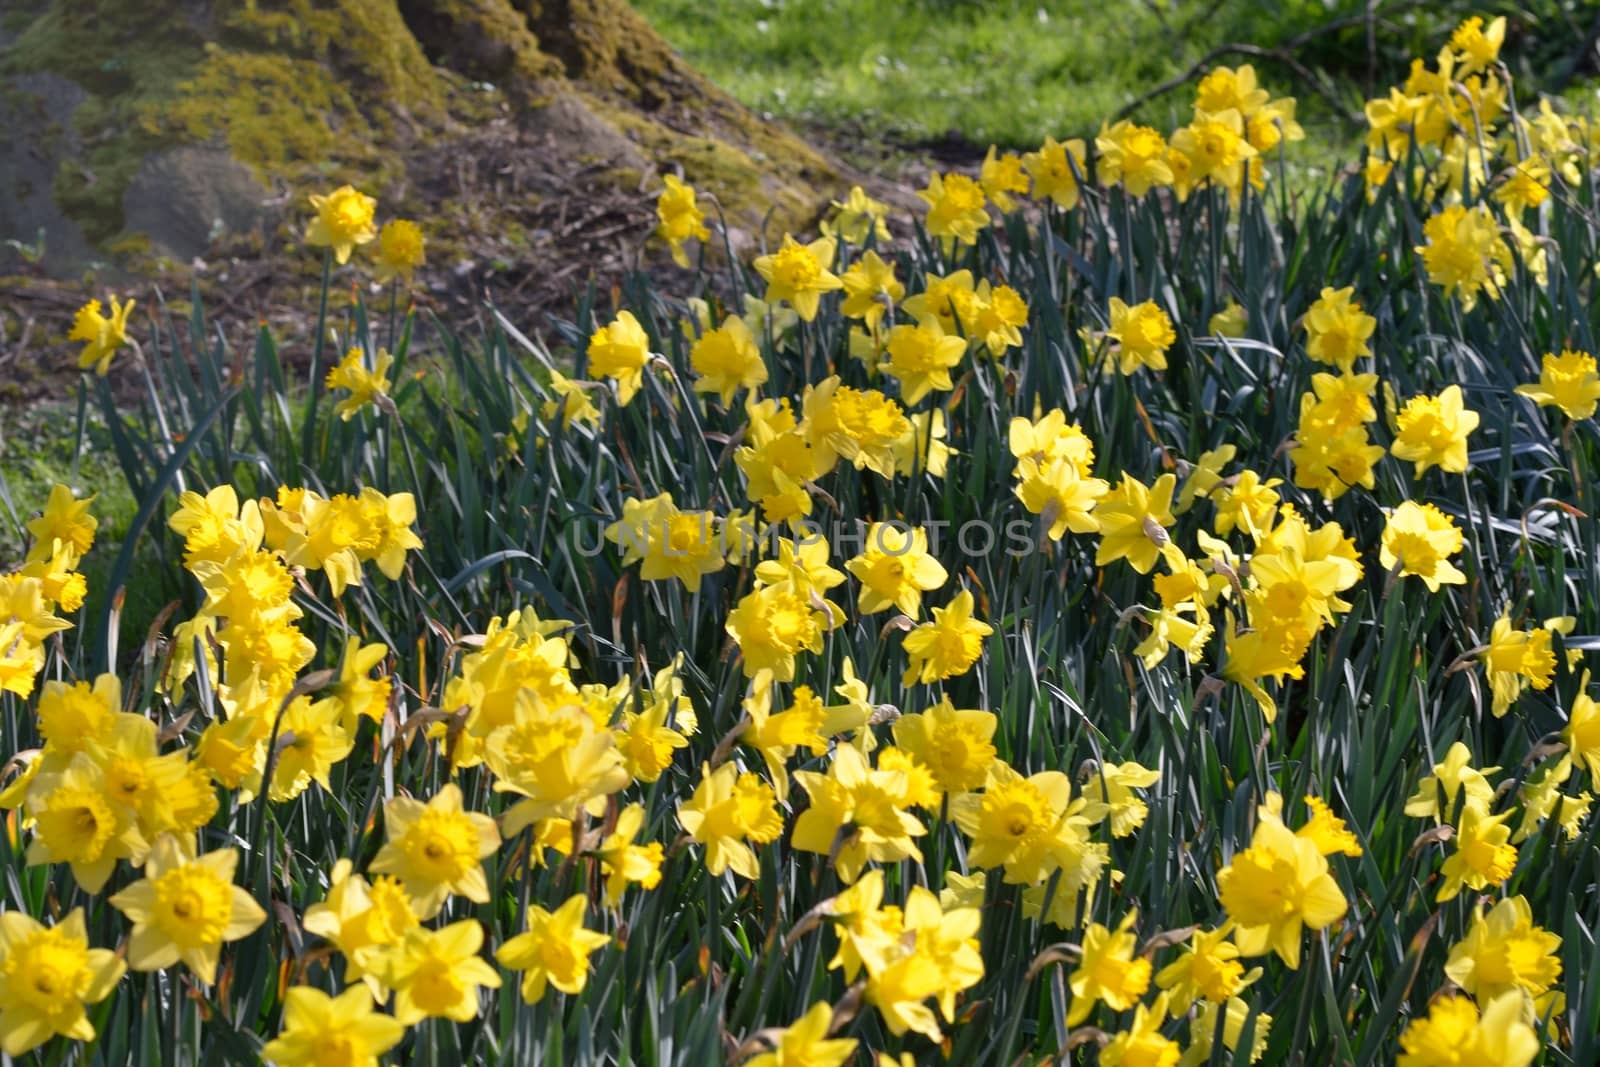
[1108,42,1361,127]
[1107,0,1435,127]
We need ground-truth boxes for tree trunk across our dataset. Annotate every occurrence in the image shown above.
[0,0,837,276]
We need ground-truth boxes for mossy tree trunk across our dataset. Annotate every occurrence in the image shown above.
[1,0,836,270]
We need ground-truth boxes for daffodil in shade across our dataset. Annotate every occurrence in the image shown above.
[1094,472,1177,573]
[596,803,663,905]
[305,185,378,264]
[1215,808,1347,968]
[0,909,124,1056]
[753,234,842,321]
[740,683,827,800]
[677,761,783,879]
[979,146,1029,211]
[1404,741,1499,821]
[654,175,710,267]
[1302,286,1375,372]
[267,694,353,802]
[1396,992,1538,1067]
[1067,911,1152,1025]
[69,295,136,376]
[372,218,425,284]
[845,522,948,617]
[1100,993,1181,1067]
[1155,924,1259,1012]
[880,319,967,404]
[820,185,891,245]
[108,837,266,983]
[616,687,690,784]
[302,859,419,995]
[260,985,404,1067]
[541,367,603,430]
[1390,384,1479,476]
[1184,997,1271,1066]
[325,638,392,734]
[839,250,904,331]
[387,920,501,1025]
[1209,299,1248,338]
[1379,501,1466,590]
[1103,297,1176,374]
[689,315,767,407]
[1515,753,1592,842]
[917,171,989,247]
[325,347,394,421]
[745,1002,858,1067]
[368,783,500,919]
[1023,136,1087,209]
[586,309,652,406]
[1084,761,1162,838]
[902,588,992,685]
[496,894,610,1004]
[1564,673,1600,779]
[1516,348,1600,420]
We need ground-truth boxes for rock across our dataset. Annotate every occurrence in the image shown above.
[121,145,275,263]
[0,72,97,272]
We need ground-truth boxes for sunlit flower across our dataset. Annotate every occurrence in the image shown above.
[373,218,425,284]
[305,185,377,264]
[68,297,134,376]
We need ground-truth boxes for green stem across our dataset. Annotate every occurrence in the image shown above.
[301,251,334,474]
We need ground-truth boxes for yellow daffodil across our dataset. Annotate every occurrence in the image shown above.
[372,218,425,284]
[496,894,609,1004]
[260,985,405,1067]
[109,837,266,983]
[754,235,843,322]
[68,296,134,376]
[305,185,377,264]
[368,783,500,919]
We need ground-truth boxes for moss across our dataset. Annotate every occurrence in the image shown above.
[397,0,560,87]
[220,0,444,113]
[160,49,377,169]
[5,0,842,265]
[104,232,151,258]
[6,0,452,245]
[595,87,831,237]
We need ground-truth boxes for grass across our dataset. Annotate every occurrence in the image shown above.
[632,0,1599,176]
[0,400,138,562]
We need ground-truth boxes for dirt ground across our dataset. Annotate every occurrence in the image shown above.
[0,119,977,410]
